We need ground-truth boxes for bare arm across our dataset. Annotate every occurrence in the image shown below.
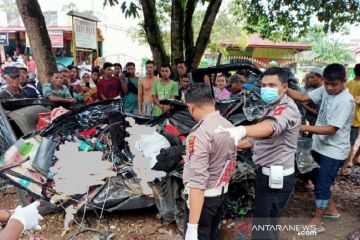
[301,125,337,135]
[0,210,10,222]
[237,139,253,149]
[0,219,23,240]
[188,188,205,224]
[122,79,128,95]
[138,79,143,114]
[48,95,76,104]
[153,95,160,106]
[287,88,311,102]
[300,102,318,115]
[244,120,274,138]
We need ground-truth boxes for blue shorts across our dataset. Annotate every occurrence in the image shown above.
[311,151,344,209]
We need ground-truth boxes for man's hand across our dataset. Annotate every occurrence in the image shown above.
[67,98,76,104]
[355,96,360,104]
[162,104,171,112]
[214,125,247,145]
[0,210,12,222]
[10,201,43,232]
[185,223,198,240]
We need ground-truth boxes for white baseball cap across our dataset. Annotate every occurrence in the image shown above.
[309,67,323,77]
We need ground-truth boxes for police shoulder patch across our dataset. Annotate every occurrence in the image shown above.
[188,135,196,154]
[273,104,287,116]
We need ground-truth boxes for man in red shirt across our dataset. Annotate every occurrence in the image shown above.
[97,62,123,100]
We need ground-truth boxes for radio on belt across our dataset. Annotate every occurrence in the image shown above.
[269,166,284,189]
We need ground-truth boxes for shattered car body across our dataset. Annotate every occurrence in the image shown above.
[0,63,298,230]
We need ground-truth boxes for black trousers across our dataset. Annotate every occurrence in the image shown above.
[252,171,294,240]
[183,193,228,240]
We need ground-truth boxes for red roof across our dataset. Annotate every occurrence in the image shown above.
[0,26,72,32]
[223,34,311,50]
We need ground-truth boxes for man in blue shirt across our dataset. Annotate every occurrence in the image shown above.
[123,62,139,114]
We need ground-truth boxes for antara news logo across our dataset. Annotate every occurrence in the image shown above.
[235,222,317,239]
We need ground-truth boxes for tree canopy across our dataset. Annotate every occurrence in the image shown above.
[232,0,360,41]
[299,27,355,64]
[106,0,360,69]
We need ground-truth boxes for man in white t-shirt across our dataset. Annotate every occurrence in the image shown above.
[287,63,355,234]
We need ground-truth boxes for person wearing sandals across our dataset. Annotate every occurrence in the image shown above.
[287,63,355,234]
[341,63,360,176]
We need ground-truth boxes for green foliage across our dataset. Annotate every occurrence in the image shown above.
[0,0,17,13]
[193,9,249,57]
[104,0,141,18]
[299,26,355,64]
[232,0,360,41]
[129,4,249,57]
[313,38,355,64]
[120,1,141,18]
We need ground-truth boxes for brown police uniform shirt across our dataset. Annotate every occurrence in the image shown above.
[183,111,236,190]
[249,94,301,169]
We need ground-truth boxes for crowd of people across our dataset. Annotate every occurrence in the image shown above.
[0,57,262,116]
[1,56,360,240]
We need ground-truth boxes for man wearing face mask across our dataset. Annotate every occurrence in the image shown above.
[183,83,236,240]
[216,67,301,240]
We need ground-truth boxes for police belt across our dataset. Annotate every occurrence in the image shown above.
[184,184,229,197]
[261,166,295,176]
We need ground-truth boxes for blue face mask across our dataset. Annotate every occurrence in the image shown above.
[261,87,279,104]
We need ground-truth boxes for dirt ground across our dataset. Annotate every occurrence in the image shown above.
[0,166,359,240]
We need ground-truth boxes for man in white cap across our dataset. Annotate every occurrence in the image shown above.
[300,67,323,126]
[299,67,323,190]
[12,63,41,98]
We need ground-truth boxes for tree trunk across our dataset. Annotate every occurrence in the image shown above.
[16,0,57,86]
[171,0,184,68]
[140,0,169,71]
[191,0,222,69]
[184,0,199,69]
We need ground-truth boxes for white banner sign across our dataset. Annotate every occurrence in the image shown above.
[73,17,97,49]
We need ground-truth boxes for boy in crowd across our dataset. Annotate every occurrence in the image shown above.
[97,62,122,100]
[177,75,191,102]
[138,60,159,116]
[152,64,179,116]
[67,65,83,104]
[287,63,354,233]
[43,71,76,104]
[61,68,70,87]
[91,67,100,86]
[176,60,188,81]
[113,63,122,79]
[341,63,360,176]
[123,62,139,113]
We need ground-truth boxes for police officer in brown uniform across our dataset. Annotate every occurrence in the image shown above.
[218,67,301,240]
[183,83,236,240]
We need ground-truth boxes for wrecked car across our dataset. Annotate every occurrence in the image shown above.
[0,63,310,232]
